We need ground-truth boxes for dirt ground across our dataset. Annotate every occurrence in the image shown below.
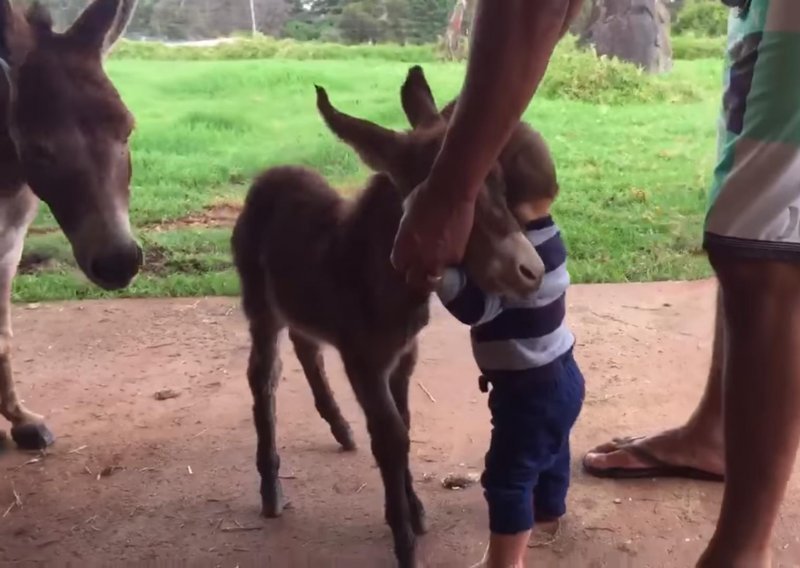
[1,278,799,567]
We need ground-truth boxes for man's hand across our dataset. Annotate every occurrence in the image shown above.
[391,179,476,292]
[390,0,576,291]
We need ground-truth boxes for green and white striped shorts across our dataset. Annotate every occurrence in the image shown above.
[704,0,800,259]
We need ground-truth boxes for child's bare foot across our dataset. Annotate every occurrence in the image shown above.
[469,531,531,567]
[528,517,562,548]
[468,544,489,568]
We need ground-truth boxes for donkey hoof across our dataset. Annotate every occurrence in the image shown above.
[261,485,290,518]
[396,547,417,568]
[411,511,428,536]
[332,424,356,452]
[338,436,357,453]
[11,423,54,450]
[262,498,291,518]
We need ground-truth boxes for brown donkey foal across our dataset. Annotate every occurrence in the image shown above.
[232,72,545,568]
[0,0,141,449]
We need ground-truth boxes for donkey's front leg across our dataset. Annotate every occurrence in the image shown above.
[389,341,426,536]
[0,197,53,450]
[344,352,416,568]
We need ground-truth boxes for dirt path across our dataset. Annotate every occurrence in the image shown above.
[1,279,799,567]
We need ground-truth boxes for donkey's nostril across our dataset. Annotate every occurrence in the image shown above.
[519,264,539,282]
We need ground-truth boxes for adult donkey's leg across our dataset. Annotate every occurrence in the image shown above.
[343,349,416,568]
[0,193,53,449]
[389,341,427,536]
[288,329,356,451]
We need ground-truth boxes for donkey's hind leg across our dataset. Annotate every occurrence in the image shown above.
[0,197,53,450]
[245,310,288,518]
[289,329,356,451]
[390,341,427,535]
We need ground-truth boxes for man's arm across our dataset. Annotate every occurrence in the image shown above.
[391,0,581,289]
[427,0,578,204]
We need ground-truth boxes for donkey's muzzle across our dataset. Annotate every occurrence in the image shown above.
[90,241,143,290]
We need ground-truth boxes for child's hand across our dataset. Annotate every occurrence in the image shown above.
[436,266,465,298]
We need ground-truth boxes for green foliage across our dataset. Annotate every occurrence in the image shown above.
[405,0,450,43]
[112,36,440,61]
[339,0,383,43]
[536,38,704,105]
[283,20,323,41]
[671,34,726,60]
[39,0,292,39]
[384,0,411,43]
[40,0,453,44]
[674,0,729,37]
[308,0,347,17]
[112,34,719,105]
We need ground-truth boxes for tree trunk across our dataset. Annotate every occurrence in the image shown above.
[441,0,476,60]
[579,0,673,74]
[249,0,258,35]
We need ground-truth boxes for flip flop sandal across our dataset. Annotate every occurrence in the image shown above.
[582,436,724,482]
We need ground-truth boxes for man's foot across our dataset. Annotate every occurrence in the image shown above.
[582,427,725,481]
[697,541,771,568]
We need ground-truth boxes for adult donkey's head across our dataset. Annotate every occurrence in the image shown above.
[0,0,141,290]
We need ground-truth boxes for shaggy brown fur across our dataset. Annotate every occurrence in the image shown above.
[232,66,560,568]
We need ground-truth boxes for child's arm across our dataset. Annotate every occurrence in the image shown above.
[436,267,503,326]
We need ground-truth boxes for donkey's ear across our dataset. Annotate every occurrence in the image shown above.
[316,85,406,174]
[66,0,138,55]
[0,1,35,70]
[103,0,137,52]
[400,66,441,129]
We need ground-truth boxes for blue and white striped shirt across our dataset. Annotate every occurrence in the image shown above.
[437,216,575,380]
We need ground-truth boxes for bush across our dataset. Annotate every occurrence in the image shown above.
[112,35,708,106]
[112,36,438,62]
[674,0,729,36]
[537,38,702,105]
[282,20,324,42]
[671,34,726,60]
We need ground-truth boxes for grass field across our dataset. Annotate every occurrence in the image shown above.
[15,44,726,303]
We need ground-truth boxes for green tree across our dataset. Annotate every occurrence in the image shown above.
[406,0,449,43]
[384,0,410,43]
[674,0,727,36]
[286,0,306,16]
[338,0,382,43]
[308,0,347,17]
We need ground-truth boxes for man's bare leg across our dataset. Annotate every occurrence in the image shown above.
[698,259,800,567]
[582,288,725,478]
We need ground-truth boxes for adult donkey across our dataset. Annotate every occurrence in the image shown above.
[0,0,142,450]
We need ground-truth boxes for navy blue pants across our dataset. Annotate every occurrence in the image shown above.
[480,351,585,535]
